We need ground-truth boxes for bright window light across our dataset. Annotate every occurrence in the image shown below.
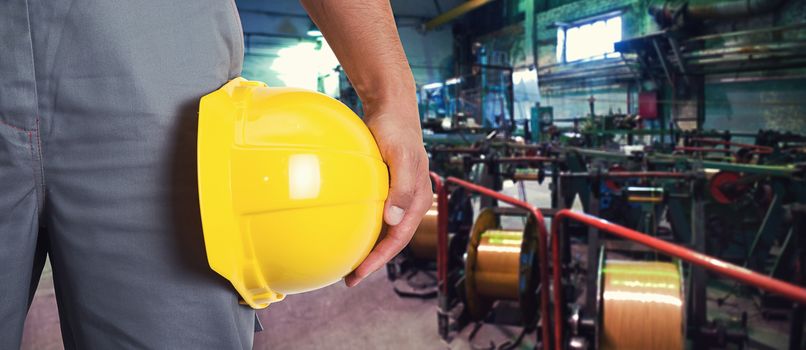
[557,16,622,63]
[271,40,339,90]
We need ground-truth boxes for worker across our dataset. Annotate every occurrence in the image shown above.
[0,0,431,348]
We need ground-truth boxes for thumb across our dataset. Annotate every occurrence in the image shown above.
[384,149,418,226]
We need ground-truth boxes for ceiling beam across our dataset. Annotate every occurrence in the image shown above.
[424,0,498,31]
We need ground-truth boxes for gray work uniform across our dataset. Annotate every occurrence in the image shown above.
[0,1,255,348]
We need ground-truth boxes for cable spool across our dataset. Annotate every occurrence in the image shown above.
[408,195,438,259]
[465,208,541,326]
[625,186,664,204]
[604,165,626,191]
[709,171,748,204]
[599,260,685,350]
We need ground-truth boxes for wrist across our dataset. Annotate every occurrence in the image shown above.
[356,74,417,115]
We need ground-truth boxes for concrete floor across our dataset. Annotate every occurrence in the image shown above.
[22,260,62,350]
[22,183,548,350]
[22,259,527,349]
[19,181,794,348]
[21,181,544,350]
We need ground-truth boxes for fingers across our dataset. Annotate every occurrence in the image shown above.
[345,173,432,287]
[383,145,423,226]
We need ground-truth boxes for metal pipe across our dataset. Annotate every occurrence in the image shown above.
[550,209,806,350]
[429,147,482,154]
[675,146,773,154]
[650,0,787,25]
[443,176,552,349]
[496,156,553,163]
[489,142,545,150]
[683,42,806,59]
[559,171,691,179]
[470,156,553,164]
[424,0,499,30]
[691,137,774,152]
[431,172,448,296]
[675,146,733,153]
[687,0,787,20]
[687,22,806,42]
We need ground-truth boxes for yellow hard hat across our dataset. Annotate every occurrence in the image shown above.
[197,77,389,309]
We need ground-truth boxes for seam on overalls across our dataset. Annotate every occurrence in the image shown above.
[26,131,40,216]
[0,119,35,133]
[34,116,45,209]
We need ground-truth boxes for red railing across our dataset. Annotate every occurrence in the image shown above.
[550,209,806,350]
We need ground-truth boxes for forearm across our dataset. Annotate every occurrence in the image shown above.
[299,0,416,116]
[300,0,430,287]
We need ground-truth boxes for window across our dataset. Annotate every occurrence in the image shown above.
[556,16,622,63]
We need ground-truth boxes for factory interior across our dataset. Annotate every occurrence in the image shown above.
[20,0,806,349]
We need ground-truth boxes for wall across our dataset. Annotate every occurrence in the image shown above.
[704,79,806,136]
[534,0,656,120]
[699,0,806,135]
[471,0,660,120]
[235,0,457,91]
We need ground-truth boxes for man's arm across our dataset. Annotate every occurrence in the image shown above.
[299,0,432,287]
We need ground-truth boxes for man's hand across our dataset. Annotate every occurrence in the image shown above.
[345,103,432,287]
[300,0,431,286]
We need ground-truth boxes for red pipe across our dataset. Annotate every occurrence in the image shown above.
[550,209,806,350]
[502,143,545,149]
[691,137,774,152]
[444,176,553,349]
[676,146,773,154]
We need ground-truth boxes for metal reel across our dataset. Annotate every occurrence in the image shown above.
[464,207,541,328]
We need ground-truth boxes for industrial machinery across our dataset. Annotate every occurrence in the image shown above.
[386,190,474,298]
[399,0,806,347]
[427,173,806,349]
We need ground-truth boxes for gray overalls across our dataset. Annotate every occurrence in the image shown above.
[0,1,255,348]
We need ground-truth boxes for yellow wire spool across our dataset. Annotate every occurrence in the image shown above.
[600,260,685,350]
[408,195,438,260]
[465,208,541,326]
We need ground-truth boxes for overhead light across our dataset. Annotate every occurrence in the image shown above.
[307,23,322,37]
[445,77,462,85]
[422,82,444,90]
